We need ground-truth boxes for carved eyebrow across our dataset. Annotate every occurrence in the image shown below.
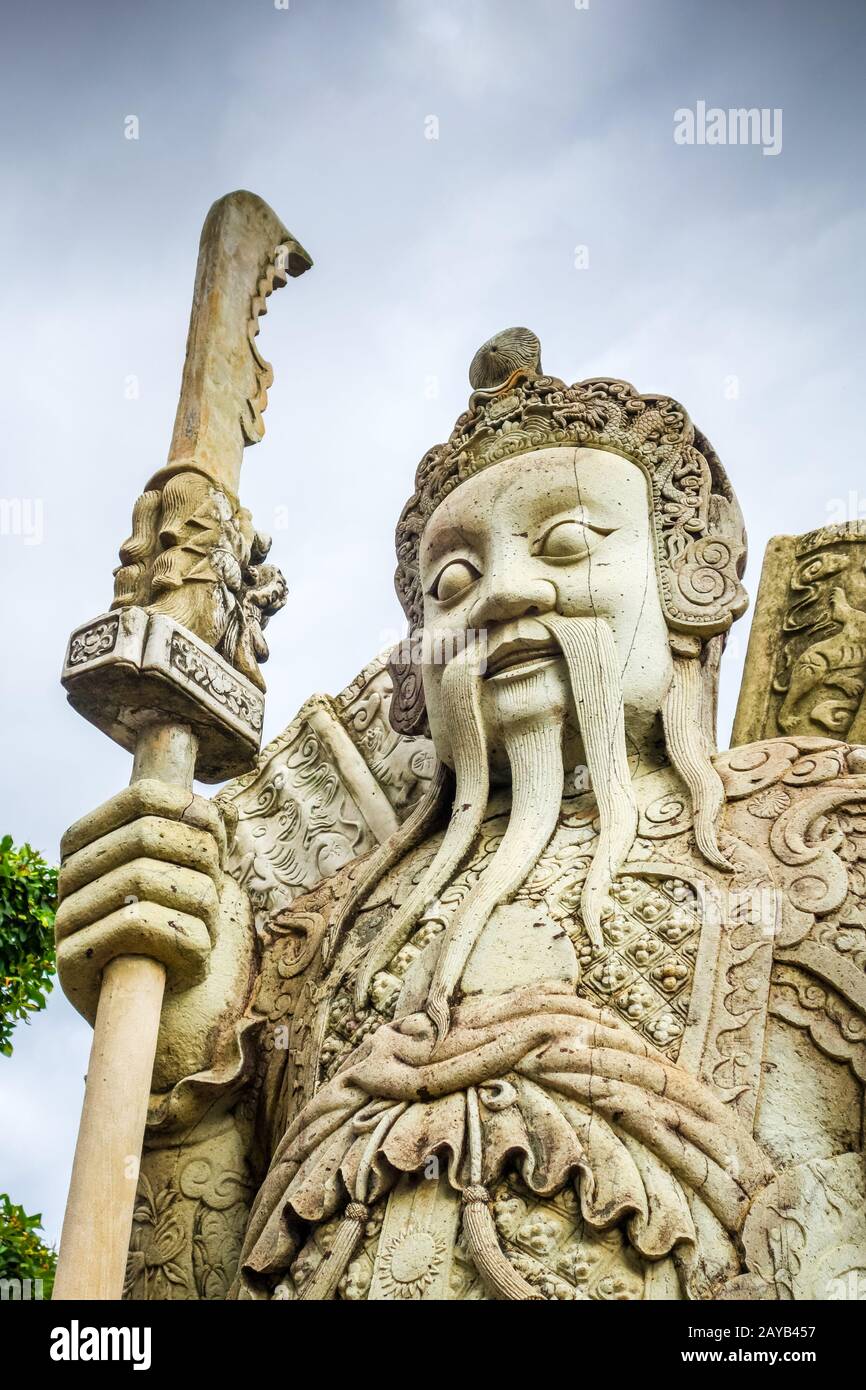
[530,483,603,517]
[421,522,480,570]
[530,483,627,533]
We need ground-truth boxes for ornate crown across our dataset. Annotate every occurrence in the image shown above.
[394,327,747,639]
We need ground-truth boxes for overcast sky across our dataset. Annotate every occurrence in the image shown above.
[1,0,864,1248]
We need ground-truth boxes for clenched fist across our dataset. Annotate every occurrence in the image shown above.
[56,778,227,1024]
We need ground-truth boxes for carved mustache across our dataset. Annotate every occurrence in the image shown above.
[483,634,560,679]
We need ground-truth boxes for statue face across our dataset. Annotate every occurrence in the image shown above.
[419,446,674,771]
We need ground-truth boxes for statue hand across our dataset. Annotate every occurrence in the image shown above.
[55,779,226,1025]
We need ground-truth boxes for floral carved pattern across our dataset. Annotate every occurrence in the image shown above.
[67,616,119,666]
[335,658,436,814]
[125,1175,191,1300]
[169,632,263,733]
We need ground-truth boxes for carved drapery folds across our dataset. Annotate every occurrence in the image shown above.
[222,730,866,1300]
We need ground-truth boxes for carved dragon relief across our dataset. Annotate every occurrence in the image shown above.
[734,522,866,746]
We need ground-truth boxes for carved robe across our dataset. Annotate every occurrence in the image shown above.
[123,662,866,1301]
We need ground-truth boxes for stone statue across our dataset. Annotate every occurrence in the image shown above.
[56,309,866,1301]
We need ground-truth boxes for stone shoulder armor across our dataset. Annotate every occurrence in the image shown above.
[217,652,435,932]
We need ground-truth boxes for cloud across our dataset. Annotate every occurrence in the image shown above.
[1,0,864,1244]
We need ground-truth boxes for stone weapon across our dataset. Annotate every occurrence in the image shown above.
[733,521,866,748]
[53,191,312,1299]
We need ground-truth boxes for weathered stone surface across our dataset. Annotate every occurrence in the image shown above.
[734,521,866,746]
[62,606,265,781]
[53,193,312,1301]
[111,192,312,694]
[58,322,866,1302]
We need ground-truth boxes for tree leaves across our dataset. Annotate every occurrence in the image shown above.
[0,835,57,1056]
[0,1192,56,1295]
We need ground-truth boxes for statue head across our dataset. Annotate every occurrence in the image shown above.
[351,330,748,1030]
[390,327,747,742]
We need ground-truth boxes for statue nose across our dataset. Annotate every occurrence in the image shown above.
[470,576,557,627]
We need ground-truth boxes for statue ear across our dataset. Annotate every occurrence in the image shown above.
[387,636,429,736]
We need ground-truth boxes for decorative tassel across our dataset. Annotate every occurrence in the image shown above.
[299,1202,368,1301]
[461,1187,542,1301]
[299,1101,406,1301]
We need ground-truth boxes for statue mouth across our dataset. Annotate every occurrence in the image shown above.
[484,637,560,681]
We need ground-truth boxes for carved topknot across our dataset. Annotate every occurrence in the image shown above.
[468,327,542,392]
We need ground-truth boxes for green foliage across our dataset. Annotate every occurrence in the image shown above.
[0,1193,56,1295]
[0,839,58,1296]
[0,835,57,1056]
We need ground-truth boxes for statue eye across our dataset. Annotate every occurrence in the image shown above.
[430,558,480,602]
[537,519,604,561]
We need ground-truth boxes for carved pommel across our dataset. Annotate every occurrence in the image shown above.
[468,327,542,393]
[111,191,312,692]
[734,521,866,746]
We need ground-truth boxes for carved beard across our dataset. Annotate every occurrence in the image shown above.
[358,617,645,1038]
[424,617,642,1036]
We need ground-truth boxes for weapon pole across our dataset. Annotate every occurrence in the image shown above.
[53,193,311,1299]
[53,722,194,1300]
